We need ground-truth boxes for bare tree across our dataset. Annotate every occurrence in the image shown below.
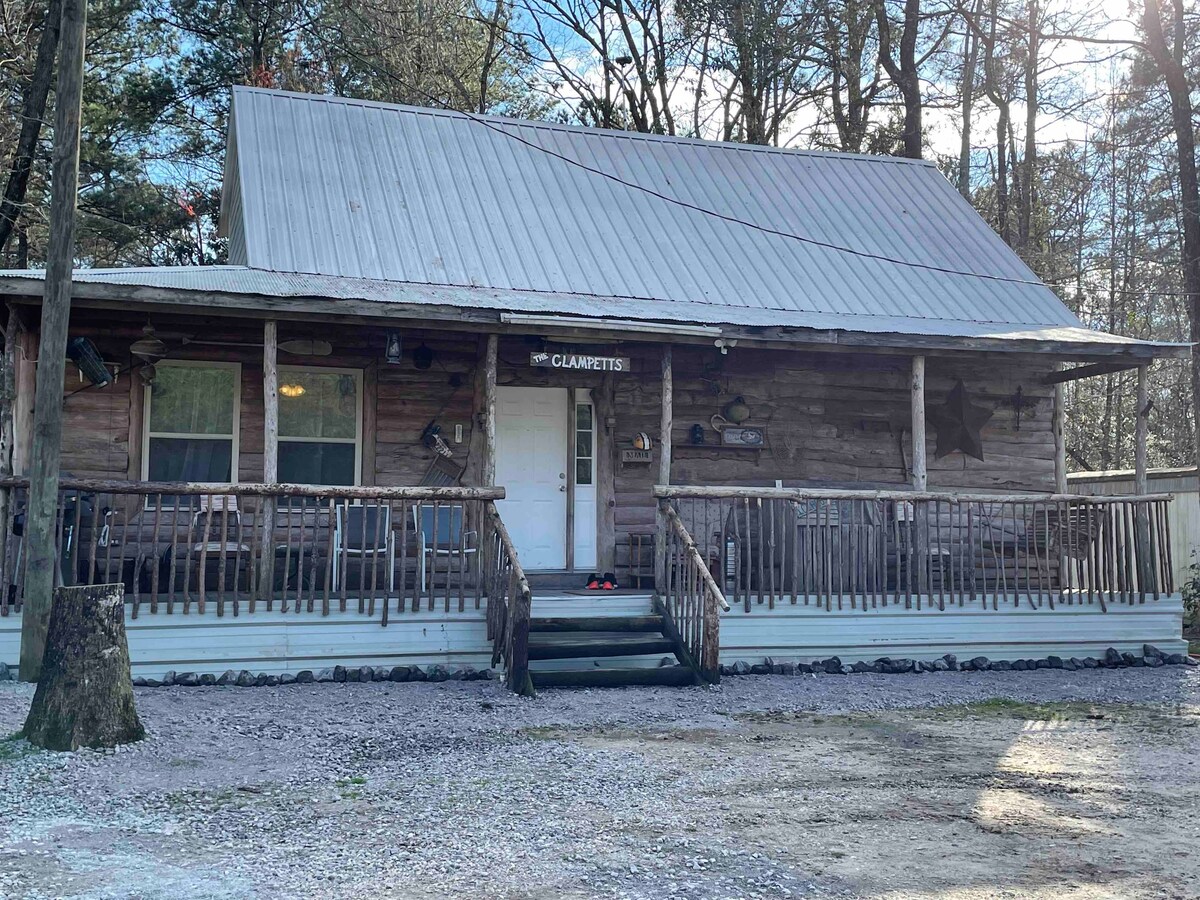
[0,0,62,259]
[1140,0,1200,463]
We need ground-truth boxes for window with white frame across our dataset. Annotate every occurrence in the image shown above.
[144,361,240,484]
[277,367,362,486]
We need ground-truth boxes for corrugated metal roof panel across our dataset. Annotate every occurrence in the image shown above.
[0,266,1179,354]
[222,87,1081,330]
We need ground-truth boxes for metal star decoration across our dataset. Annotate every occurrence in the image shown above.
[928,380,993,461]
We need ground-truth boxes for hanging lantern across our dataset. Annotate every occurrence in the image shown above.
[724,395,750,424]
[413,342,434,370]
[385,331,403,365]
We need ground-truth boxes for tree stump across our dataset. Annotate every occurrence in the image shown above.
[22,583,144,751]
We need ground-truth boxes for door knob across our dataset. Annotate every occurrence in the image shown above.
[559,485,567,492]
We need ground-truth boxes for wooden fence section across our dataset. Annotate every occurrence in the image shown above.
[653,486,1175,612]
[0,477,508,624]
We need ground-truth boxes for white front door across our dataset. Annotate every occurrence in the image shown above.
[496,386,569,569]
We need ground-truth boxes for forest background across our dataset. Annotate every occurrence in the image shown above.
[0,0,1196,472]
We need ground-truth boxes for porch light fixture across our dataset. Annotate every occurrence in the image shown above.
[385,331,403,364]
[279,383,306,398]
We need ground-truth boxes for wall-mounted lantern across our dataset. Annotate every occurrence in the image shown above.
[385,331,403,365]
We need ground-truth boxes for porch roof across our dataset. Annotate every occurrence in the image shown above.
[0,265,1184,360]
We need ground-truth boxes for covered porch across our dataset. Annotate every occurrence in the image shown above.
[0,291,1189,691]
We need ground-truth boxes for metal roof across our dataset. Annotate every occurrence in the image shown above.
[0,266,1178,357]
[222,87,1083,334]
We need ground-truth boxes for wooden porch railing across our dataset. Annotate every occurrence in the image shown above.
[653,486,1175,612]
[0,477,507,623]
[484,502,533,695]
[659,502,729,683]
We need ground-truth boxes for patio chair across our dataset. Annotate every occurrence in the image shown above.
[190,496,249,554]
[189,495,251,592]
[332,504,395,593]
[414,504,477,591]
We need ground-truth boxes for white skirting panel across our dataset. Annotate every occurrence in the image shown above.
[0,596,1187,679]
[718,596,1189,664]
[0,607,492,680]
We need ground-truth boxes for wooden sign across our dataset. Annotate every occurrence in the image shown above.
[530,351,630,373]
[622,449,653,463]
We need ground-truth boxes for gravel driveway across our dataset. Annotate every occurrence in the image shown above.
[2,668,1198,900]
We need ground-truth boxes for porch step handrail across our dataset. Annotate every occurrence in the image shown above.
[654,484,1173,504]
[484,501,534,696]
[659,501,727,683]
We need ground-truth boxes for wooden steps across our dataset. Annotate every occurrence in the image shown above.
[529,615,664,633]
[530,666,698,689]
[528,638,675,660]
[526,598,702,689]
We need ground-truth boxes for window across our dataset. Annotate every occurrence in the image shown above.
[574,400,594,486]
[144,361,240,484]
[278,367,362,486]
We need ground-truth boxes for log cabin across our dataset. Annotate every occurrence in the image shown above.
[0,87,1190,691]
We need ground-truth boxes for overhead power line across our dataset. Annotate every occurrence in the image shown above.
[321,16,1198,297]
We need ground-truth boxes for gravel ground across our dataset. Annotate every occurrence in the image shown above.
[1,667,1199,900]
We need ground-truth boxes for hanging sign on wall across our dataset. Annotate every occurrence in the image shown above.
[530,351,631,373]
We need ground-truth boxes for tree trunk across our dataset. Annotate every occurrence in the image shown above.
[1140,0,1200,466]
[958,0,982,197]
[21,583,144,752]
[875,0,924,159]
[1018,0,1039,252]
[19,0,87,681]
[0,0,64,257]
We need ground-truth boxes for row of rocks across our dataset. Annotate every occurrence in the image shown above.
[721,644,1198,677]
[132,663,496,688]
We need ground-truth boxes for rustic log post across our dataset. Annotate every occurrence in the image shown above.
[594,374,617,574]
[19,0,87,682]
[257,320,278,601]
[701,582,721,684]
[478,335,498,593]
[21,583,144,751]
[910,356,929,597]
[654,345,673,594]
[1,306,18,477]
[1134,364,1153,593]
[1053,364,1067,494]
[1052,364,1068,594]
[0,306,18,591]
[910,355,927,490]
[482,334,498,486]
[12,323,35,477]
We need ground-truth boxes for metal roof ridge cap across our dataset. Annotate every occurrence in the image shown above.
[228,86,939,168]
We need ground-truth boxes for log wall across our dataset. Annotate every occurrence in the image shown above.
[54,308,1056,564]
[610,343,1057,545]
